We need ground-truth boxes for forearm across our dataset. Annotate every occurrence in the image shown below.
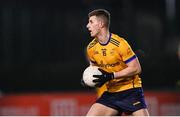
[114,66,141,79]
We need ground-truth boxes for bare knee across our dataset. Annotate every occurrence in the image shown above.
[87,103,118,116]
[132,108,149,116]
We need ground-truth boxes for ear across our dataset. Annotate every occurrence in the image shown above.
[99,20,104,28]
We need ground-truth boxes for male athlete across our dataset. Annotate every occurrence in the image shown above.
[84,9,149,116]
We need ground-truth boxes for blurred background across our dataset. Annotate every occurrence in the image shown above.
[0,0,179,116]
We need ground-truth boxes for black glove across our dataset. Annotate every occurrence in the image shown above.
[93,68,114,87]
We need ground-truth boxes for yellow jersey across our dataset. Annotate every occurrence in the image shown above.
[87,33,142,93]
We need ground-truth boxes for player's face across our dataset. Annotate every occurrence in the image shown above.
[86,16,101,37]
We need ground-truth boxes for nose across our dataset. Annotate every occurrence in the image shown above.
[86,23,89,29]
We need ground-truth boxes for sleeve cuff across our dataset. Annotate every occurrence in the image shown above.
[124,55,137,64]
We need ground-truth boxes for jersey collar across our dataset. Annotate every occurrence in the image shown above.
[98,33,112,46]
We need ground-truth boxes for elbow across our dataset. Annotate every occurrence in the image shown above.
[136,66,142,75]
[133,64,141,75]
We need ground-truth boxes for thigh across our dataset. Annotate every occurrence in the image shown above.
[120,88,147,113]
[132,108,149,116]
[86,103,119,116]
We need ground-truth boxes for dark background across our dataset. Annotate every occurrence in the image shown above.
[0,0,179,93]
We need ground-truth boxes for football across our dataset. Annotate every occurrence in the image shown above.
[82,66,102,87]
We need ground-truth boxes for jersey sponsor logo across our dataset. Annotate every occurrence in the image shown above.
[110,48,115,55]
[97,60,120,68]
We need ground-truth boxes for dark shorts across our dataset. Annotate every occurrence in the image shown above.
[96,88,147,115]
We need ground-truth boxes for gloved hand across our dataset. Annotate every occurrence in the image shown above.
[93,68,114,87]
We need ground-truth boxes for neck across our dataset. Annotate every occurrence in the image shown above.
[97,29,110,44]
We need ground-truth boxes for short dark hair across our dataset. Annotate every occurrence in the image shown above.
[88,9,110,28]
